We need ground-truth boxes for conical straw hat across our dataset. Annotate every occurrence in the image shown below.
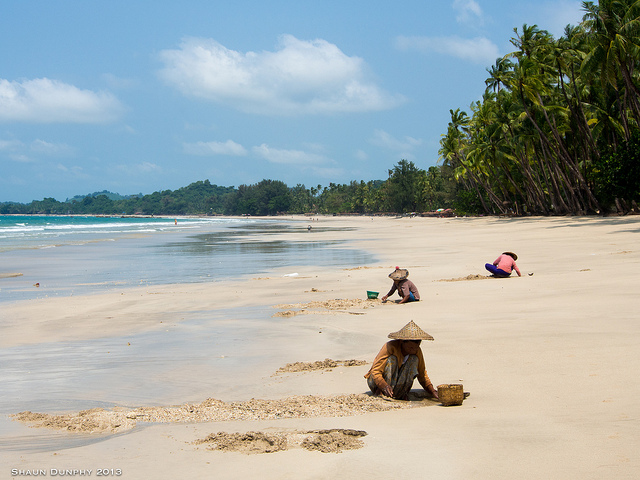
[503,251,518,261]
[388,320,434,341]
[389,268,409,280]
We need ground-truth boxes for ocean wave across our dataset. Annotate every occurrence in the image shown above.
[0,216,256,252]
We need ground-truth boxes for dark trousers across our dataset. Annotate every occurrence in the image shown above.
[367,354,419,400]
[485,263,510,277]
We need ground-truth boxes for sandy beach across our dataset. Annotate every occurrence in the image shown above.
[1,215,639,479]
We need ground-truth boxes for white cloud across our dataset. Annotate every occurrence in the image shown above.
[355,149,368,161]
[183,140,247,156]
[453,0,484,25]
[369,130,422,162]
[0,139,23,151]
[538,1,583,37]
[8,153,32,163]
[158,35,404,115]
[507,1,583,38]
[138,162,162,173]
[2,138,73,162]
[55,164,89,179]
[0,78,124,123]
[252,143,330,165]
[116,162,163,175]
[30,139,74,156]
[395,35,499,65]
[371,129,422,152]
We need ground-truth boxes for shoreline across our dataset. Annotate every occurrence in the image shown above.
[2,215,639,479]
[0,214,374,306]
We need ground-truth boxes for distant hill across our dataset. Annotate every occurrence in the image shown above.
[65,190,142,203]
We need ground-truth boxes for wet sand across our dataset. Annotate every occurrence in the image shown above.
[1,215,639,479]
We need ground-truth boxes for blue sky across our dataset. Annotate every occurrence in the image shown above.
[1,0,584,203]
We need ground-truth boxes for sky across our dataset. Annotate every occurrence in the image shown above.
[0,0,585,203]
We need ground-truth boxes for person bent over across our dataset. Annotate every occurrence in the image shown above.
[381,268,420,304]
[485,251,521,278]
[364,320,438,400]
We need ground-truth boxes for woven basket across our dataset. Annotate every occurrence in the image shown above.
[437,384,464,406]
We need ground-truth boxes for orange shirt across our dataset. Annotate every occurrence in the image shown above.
[364,340,433,390]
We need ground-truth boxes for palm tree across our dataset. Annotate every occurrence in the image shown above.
[485,57,514,94]
[582,0,640,136]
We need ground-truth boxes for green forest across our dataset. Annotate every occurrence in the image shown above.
[2,1,640,217]
[0,161,454,216]
[440,0,640,215]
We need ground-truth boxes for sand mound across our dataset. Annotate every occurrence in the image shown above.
[12,408,136,434]
[273,310,301,317]
[439,274,490,282]
[273,358,367,375]
[343,265,387,270]
[301,428,367,453]
[13,394,430,434]
[195,428,367,454]
[273,298,379,317]
[196,431,288,454]
[0,272,23,279]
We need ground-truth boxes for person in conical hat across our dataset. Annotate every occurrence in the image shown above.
[364,320,438,400]
[381,267,420,304]
[485,251,521,278]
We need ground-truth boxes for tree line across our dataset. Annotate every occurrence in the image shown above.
[0,161,459,216]
[439,0,640,215]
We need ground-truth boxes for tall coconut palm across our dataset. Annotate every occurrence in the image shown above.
[582,0,640,135]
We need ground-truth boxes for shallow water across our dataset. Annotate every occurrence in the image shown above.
[0,217,375,452]
[0,307,281,414]
[0,303,348,452]
[0,217,372,303]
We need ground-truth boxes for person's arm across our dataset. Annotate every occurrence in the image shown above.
[425,384,439,398]
[369,344,394,396]
[418,376,438,398]
[417,352,439,399]
[381,283,397,302]
[513,262,521,276]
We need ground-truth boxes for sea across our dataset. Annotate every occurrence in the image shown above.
[0,215,373,302]
[0,215,376,452]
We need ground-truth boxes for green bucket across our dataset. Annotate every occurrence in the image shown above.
[367,291,379,299]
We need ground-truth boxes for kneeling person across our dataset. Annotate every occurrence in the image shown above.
[381,268,420,304]
[364,320,438,400]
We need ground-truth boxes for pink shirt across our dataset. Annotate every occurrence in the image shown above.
[494,254,521,276]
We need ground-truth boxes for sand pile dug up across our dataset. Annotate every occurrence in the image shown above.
[273,298,380,317]
[194,428,368,454]
[13,393,432,434]
[438,274,490,282]
[12,408,137,434]
[0,272,23,278]
[273,358,367,375]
